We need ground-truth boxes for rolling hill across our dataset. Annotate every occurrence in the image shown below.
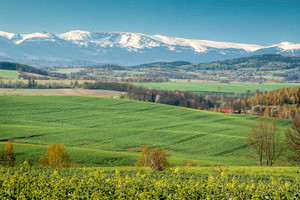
[0,61,67,79]
[0,96,291,167]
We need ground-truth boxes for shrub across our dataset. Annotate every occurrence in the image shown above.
[39,144,72,168]
[0,141,16,167]
[137,147,169,171]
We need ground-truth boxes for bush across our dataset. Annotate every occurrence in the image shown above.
[137,147,169,171]
[0,141,16,167]
[39,144,72,168]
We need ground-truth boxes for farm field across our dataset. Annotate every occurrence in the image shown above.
[51,67,85,74]
[0,96,291,167]
[136,82,300,94]
[0,69,19,79]
[0,167,299,199]
[0,88,125,97]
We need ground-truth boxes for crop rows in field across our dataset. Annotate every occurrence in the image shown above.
[0,167,299,199]
[0,96,291,167]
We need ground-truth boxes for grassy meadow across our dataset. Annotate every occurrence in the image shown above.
[0,96,291,167]
[0,69,19,79]
[136,82,300,94]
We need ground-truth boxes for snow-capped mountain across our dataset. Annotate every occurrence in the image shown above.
[0,30,299,67]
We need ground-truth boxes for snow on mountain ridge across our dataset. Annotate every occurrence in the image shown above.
[16,32,55,44]
[271,42,300,51]
[43,30,266,52]
[150,35,264,52]
[1,30,300,67]
[58,30,91,41]
[2,30,299,53]
[0,31,17,40]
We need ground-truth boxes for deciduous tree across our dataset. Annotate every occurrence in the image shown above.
[39,144,71,168]
[150,148,169,171]
[286,117,300,164]
[247,120,282,166]
[0,141,16,167]
[137,147,150,167]
[137,147,169,171]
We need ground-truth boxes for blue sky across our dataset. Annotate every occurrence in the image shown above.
[0,0,299,45]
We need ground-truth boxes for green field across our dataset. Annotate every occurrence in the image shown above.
[0,69,19,79]
[136,82,300,94]
[0,96,291,167]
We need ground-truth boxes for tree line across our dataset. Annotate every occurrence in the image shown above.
[83,81,239,110]
[226,87,300,119]
[0,79,77,89]
[0,62,67,79]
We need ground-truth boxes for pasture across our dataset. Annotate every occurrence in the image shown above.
[136,82,300,94]
[0,69,19,79]
[0,96,291,167]
[50,67,85,74]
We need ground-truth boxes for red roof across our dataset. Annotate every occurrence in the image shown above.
[221,110,230,113]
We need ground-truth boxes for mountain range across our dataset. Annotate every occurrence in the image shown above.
[0,30,300,67]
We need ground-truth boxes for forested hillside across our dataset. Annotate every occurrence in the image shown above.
[58,54,300,82]
[192,54,300,70]
[0,62,67,79]
[228,87,300,119]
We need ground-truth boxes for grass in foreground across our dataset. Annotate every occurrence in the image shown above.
[0,96,291,167]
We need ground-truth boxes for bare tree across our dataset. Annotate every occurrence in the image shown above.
[286,117,300,164]
[247,121,265,166]
[247,120,282,166]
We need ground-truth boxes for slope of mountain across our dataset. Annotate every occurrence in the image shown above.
[0,30,300,67]
[192,54,300,70]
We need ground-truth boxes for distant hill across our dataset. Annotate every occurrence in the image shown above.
[57,54,300,82]
[0,62,67,79]
[131,61,192,69]
[192,54,300,70]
